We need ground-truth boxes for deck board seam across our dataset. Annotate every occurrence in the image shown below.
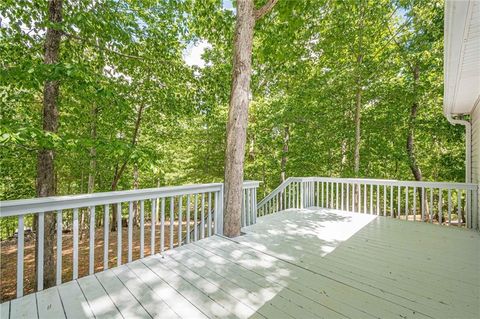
[93,273,126,319]
[75,279,97,319]
[138,257,214,319]
[55,287,68,319]
[109,268,155,319]
[34,290,39,319]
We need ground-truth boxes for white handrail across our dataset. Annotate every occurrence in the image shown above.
[257,176,478,231]
[0,183,223,217]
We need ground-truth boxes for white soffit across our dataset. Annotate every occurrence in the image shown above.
[444,0,480,116]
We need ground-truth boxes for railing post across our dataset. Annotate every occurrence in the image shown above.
[216,185,224,235]
[471,186,478,230]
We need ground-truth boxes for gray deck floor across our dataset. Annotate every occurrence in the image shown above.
[1,208,479,318]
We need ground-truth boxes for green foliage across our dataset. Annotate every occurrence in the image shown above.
[0,0,464,236]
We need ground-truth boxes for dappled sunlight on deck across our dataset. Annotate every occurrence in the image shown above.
[236,207,378,258]
[1,208,479,318]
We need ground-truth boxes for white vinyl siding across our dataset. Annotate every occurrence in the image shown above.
[471,104,480,229]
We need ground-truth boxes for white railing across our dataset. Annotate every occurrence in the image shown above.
[0,181,259,299]
[258,177,479,230]
[241,181,260,227]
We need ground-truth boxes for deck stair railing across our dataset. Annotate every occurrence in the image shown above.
[258,177,478,230]
[0,181,260,299]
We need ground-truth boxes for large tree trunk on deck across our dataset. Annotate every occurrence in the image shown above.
[223,0,277,237]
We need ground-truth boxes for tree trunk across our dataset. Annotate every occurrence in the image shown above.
[223,0,277,237]
[407,65,422,182]
[353,3,364,177]
[280,125,289,182]
[133,164,139,226]
[353,1,364,210]
[35,0,62,290]
[110,105,144,231]
[406,64,429,220]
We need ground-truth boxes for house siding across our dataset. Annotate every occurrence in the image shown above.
[471,104,480,230]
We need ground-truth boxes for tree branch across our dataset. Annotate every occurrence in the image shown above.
[254,0,278,20]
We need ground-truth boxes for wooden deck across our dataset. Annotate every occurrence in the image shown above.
[1,208,479,319]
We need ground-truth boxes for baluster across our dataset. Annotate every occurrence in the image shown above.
[341,182,344,211]
[457,189,461,226]
[448,189,452,225]
[151,199,156,255]
[362,184,366,214]
[251,189,255,223]
[472,189,478,229]
[208,192,212,237]
[194,194,198,241]
[128,202,133,262]
[331,182,334,209]
[352,183,356,213]
[170,197,174,249]
[140,200,145,258]
[356,184,359,213]
[242,190,245,223]
[405,186,409,220]
[73,208,79,278]
[17,215,24,297]
[178,195,183,246]
[466,188,471,228]
[37,212,45,291]
[321,182,324,207]
[383,185,387,216]
[160,198,165,253]
[413,187,417,221]
[439,189,443,225]
[201,193,205,239]
[376,184,380,215]
[103,205,109,270]
[390,185,394,217]
[421,187,425,221]
[213,192,218,232]
[430,188,434,223]
[116,203,122,266]
[186,195,191,243]
[346,183,350,211]
[370,184,373,214]
[246,190,250,226]
[89,206,95,275]
[56,210,63,284]
[326,182,329,208]
[397,186,401,218]
[336,182,339,209]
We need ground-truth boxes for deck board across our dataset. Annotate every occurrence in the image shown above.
[2,208,479,319]
[95,269,151,318]
[36,287,65,318]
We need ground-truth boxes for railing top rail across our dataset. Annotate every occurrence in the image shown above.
[293,177,478,190]
[0,183,223,217]
[0,181,261,217]
[257,178,294,209]
[242,180,261,188]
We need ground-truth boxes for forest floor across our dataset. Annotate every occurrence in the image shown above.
[0,221,200,302]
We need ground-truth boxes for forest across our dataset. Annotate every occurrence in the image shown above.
[0,1,463,242]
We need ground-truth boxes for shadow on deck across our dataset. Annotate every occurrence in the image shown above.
[1,208,479,318]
